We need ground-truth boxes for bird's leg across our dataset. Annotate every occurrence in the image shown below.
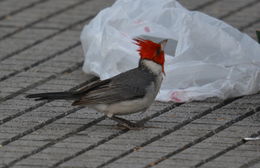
[108,116,143,130]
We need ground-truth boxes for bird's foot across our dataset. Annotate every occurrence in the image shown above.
[116,122,144,130]
[109,116,144,130]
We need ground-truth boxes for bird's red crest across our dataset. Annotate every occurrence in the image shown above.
[134,38,165,73]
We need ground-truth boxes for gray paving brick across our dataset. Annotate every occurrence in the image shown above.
[223,1,260,29]
[0,0,39,17]
[201,0,256,18]
[0,69,88,121]
[0,0,116,65]
[0,28,54,60]
[179,0,215,10]
[243,22,260,41]
[0,27,16,38]
[0,40,82,98]
[200,142,260,168]
[154,113,260,167]
[0,28,75,61]
[0,73,94,166]
[249,160,260,168]
[0,0,82,27]
[33,0,116,29]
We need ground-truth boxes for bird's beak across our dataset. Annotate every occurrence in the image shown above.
[159,39,168,51]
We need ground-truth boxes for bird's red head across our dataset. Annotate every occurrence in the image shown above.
[134,38,167,73]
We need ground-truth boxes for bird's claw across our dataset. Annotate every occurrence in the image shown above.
[116,123,144,130]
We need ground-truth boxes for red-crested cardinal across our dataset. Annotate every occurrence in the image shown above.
[26,38,168,129]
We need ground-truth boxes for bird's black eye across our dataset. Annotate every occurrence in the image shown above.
[156,47,161,56]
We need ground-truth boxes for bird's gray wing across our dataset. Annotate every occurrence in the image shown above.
[72,68,155,105]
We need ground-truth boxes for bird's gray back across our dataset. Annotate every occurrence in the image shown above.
[73,67,157,105]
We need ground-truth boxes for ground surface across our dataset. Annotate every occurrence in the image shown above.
[0,0,260,168]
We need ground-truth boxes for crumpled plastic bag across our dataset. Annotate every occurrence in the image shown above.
[80,0,260,102]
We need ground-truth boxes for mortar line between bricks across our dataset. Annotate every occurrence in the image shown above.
[143,107,260,168]
[0,41,81,82]
[0,76,98,126]
[0,61,84,104]
[0,0,218,63]
[240,18,260,31]
[193,130,260,168]
[189,0,260,33]
[0,0,92,42]
[193,0,221,10]
[2,115,106,168]
[0,101,46,125]
[219,0,260,20]
[0,0,50,21]
[1,107,83,146]
[95,97,240,168]
[0,45,83,103]
[0,13,95,62]
[0,24,60,30]
[4,163,47,168]
[3,103,182,168]
[239,154,260,168]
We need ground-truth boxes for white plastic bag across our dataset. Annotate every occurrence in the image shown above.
[80,0,260,102]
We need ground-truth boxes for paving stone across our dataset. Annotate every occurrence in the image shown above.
[0,27,16,38]
[223,1,260,30]
[33,0,116,29]
[243,22,260,41]
[0,0,40,17]
[201,0,257,18]
[0,43,82,98]
[179,0,216,10]
[0,0,82,27]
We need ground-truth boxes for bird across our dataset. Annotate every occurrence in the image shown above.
[26,38,168,129]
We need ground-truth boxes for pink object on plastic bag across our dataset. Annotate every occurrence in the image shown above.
[81,0,260,102]
[144,26,150,33]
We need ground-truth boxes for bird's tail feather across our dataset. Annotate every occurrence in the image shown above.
[26,92,79,101]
